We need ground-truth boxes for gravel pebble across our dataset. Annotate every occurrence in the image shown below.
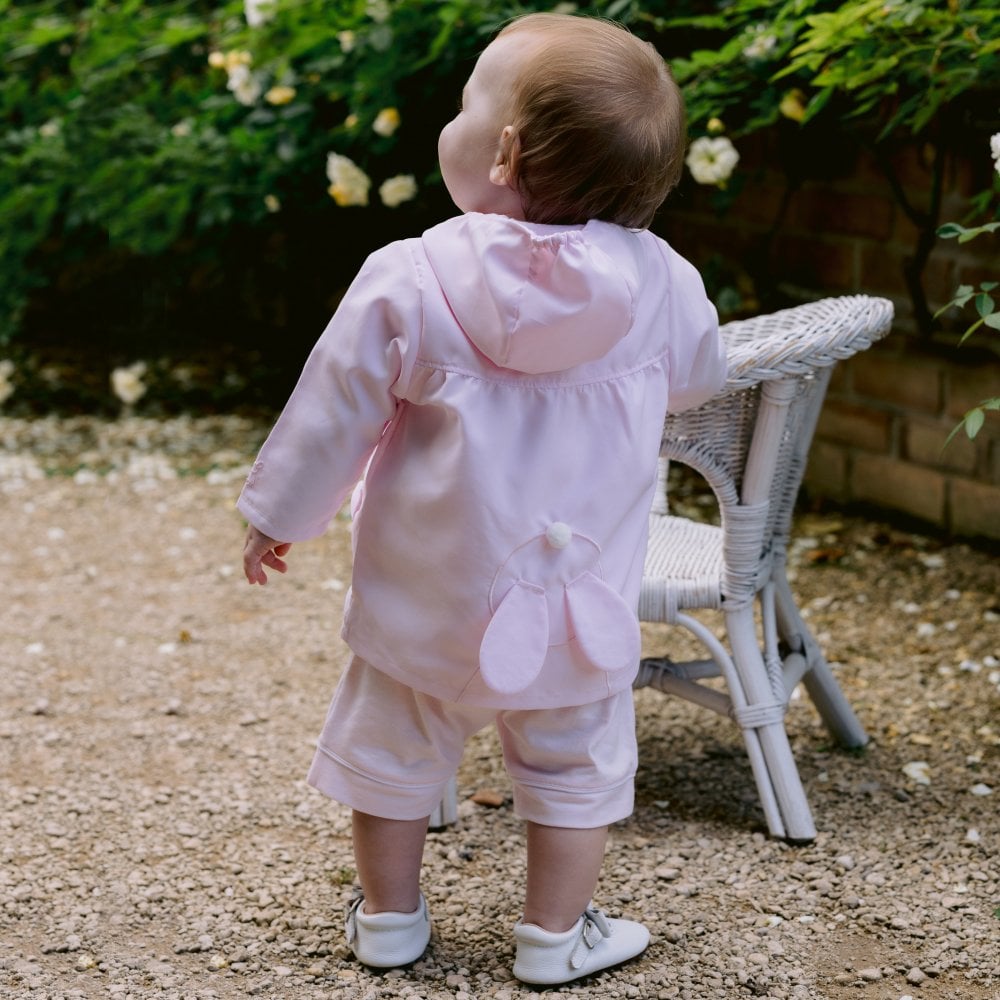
[2,417,999,999]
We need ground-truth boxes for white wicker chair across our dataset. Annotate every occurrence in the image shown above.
[634,294,894,841]
[430,294,894,836]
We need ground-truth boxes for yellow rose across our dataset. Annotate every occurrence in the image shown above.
[780,89,807,122]
[225,50,253,71]
[265,85,296,105]
[372,107,401,137]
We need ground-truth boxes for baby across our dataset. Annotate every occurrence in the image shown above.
[240,12,726,986]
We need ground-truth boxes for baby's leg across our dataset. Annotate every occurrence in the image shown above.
[346,810,432,968]
[307,655,492,911]
[500,694,648,984]
[524,822,608,932]
[352,811,428,914]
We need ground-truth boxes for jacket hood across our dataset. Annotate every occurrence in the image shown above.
[421,214,642,374]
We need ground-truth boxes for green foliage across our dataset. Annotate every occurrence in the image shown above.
[639,0,1000,334]
[935,221,1000,444]
[642,0,1000,141]
[1,0,999,381]
[0,0,549,348]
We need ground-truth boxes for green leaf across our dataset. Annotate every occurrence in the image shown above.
[975,293,995,319]
[984,313,1000,331]
[964,408,985,440]
[953,221,1000,244]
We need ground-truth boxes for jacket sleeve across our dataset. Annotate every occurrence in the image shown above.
[663,250,728,414]
[236,241,423,542]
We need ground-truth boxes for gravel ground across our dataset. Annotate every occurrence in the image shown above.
[2,416,998,1000]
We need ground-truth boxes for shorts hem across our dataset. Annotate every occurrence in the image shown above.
[307,744,450,822]
[511,772,635,828]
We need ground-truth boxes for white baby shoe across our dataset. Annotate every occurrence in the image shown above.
[512,905,649,985]
[345,889,431,968]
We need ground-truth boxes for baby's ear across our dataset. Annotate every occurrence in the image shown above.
[489,125,519,188]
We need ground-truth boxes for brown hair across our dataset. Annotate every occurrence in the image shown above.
[497,14,686,229]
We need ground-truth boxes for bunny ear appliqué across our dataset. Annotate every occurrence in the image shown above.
[479,580,550,695]
[566,572,640,674]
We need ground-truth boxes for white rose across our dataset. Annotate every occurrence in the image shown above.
[326,153,371,207]
[366,0,390,23]
[379,174,417,208]
[742,27,777,60]
[226,64,262,106]
[686,136,740,187]
[111,362,148,406]
[991,133,1000,176]
[244,0,275,28]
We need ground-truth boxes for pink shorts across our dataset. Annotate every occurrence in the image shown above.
[306,655,637,828]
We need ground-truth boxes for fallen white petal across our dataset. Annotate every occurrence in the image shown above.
[969,783,993,796]
[902,761,931,785]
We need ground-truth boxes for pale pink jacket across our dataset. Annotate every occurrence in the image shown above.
[238,213,725,709]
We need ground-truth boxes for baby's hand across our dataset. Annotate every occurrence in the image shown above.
[243,524,292,585]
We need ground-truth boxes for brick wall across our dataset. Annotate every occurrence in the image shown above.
[657,128,1000,542]
[813,339,999,540]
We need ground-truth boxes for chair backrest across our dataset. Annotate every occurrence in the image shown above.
[655,295,894,593]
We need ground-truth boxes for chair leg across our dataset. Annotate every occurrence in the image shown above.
[773,574,868,748]
[725,608,817,842]
[429,775,459,829]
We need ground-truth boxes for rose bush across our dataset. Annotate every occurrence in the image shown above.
[643,0,1000,332]
[2,0,572,358]
[1,0,997,413]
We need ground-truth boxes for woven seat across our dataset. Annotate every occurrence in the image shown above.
[430,295,894,836]
[634,294,894,841]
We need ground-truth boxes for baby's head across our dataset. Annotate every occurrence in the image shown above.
[438,14,686,229]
